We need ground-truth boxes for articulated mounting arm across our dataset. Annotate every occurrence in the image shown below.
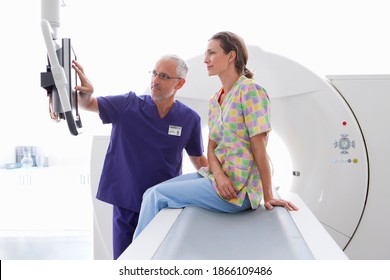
[40,0,82,136]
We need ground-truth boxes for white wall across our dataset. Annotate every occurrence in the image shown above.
[1,0,388,166]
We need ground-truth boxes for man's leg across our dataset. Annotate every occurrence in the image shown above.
[112,206,139,260]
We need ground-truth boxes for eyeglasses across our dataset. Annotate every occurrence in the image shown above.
[150,70,182,80]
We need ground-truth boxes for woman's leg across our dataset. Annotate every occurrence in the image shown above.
[133,172,251,240]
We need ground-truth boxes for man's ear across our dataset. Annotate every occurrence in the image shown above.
[175,78,186,90]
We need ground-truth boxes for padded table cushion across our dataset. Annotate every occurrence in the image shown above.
[153,206,314,260]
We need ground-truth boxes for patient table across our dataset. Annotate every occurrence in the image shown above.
[119,192,347,260]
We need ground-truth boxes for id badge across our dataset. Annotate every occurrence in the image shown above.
[168,125,182,136]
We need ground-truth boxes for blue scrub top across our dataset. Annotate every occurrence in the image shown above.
[96,92,204,212]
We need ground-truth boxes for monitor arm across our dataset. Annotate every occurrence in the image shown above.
[40,0,81,136]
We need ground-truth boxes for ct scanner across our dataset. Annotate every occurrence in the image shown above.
[40,0,389,261]
[90,46,390,260]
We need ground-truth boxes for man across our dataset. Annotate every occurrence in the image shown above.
[73,55,207,259]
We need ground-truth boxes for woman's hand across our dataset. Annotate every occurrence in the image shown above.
[214,174,238,200]
[264,198,299,211]
[207,139,237,200]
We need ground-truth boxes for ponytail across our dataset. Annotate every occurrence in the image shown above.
[243,66,254,79]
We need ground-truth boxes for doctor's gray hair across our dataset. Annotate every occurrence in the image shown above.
[161,54,189,79]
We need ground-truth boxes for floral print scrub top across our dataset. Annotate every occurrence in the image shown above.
[198,76,271,209]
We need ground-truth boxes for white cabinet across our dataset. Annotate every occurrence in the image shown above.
[0,167,92,231]
[1,169,30,187]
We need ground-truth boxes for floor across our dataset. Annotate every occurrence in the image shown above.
[0,231,93,260]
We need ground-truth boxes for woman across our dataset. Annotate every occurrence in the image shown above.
[133,31,298,240]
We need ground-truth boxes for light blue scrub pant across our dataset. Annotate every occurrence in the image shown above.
[133,172,251,240]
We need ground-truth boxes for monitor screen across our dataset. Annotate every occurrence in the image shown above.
[61,38,82,128]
